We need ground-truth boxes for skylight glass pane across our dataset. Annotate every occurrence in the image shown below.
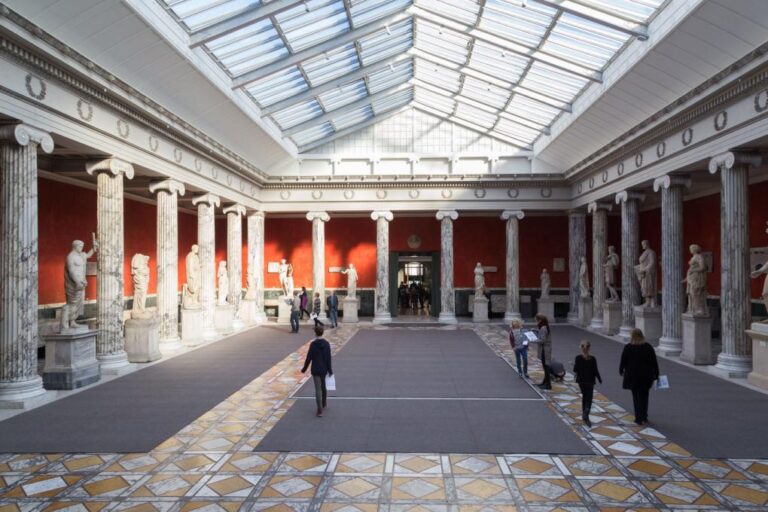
[302,44,359,86]
[415,88,455,114]
[350,0,412,27]
[165,0,259,32]
[317,80,368,111]
[521,61,588,102]
[415,60,461,92]
[357,18,413,66]
[506,95,559,126]
[480,0,554,48]
[469,41,528,84]
[371,88,413,114]
[206,19,287,76]
[291,121,334,146]
[582,0,663,22]
[275,0,350,52]
[415,19,470,65]
[246,66,308,107]
[461,76,509,111]
[454,102,496,129]
[332,105,373,131]
[271,99,324,129]
[494,117,538,143]
[367,59,413,94]
[415,0,481,26]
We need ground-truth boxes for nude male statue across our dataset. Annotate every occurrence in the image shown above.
[61,237,99,331]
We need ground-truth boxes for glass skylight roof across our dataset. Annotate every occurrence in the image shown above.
[159,0,667,152]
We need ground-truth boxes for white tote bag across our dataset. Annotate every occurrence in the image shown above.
[656,375,670,390]
[325,374,336,391]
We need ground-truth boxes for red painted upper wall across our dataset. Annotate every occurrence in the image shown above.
[519,216,570,288]
[264,218,313,289]
[390,216,441,252]
[454,217,506,288]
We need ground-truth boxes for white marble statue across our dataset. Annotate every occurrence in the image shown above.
[284,263,295,297]
[579,256,590,299]
[278,258,289,296]
[217,261,229,306]
[341,263,359,298]
[605,245,620,302]
[540,268,551,299]
[60,237,99,330]
[684,244,709,317]
[245,265,256,300]
[634,240,658,308]
[183,244,201,309]
[130,253,153,319]
[474,262,486,298]
[751,221,768,321]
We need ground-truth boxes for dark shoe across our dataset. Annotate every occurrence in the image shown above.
[316,410,323,417]
[537,383,552,390]
[584,417,592,428]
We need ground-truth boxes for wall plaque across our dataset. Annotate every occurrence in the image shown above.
[86,262,97,276]
[267,262,280,273]
[553,258,566,272]
[481,266,497,273]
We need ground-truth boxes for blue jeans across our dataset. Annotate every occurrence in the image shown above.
[290,311,300,332]
[329,309,338,328]
[514,346,528,376]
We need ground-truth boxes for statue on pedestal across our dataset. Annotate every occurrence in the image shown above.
[751,221,768,321]
[245,265,256,300]
[61,236,98,331]
[217,261,229,306]
[278,258,289,296]
[130,253,154,319]
[540,269,551,299]
[579,256,590,299]
[341,263,358,298]
[605,245,620,302]
[284,263,295,297]
[474,263,486,298]
[635,240,658,308]
[684,244,709,317]
[183,244,201,309]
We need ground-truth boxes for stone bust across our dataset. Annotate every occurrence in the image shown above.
[61,237,98,331]
[341,263,358,298]
[130,253,154,319]
[183,244,201,309]
[217,261,229,306]
[684,244,709,317]
[540,269,551,299]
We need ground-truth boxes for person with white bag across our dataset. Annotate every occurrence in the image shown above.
[301,325,333,417]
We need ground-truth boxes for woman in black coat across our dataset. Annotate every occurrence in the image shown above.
[301,325,333,417]
[573,340,602,428]
[619,328,659,425]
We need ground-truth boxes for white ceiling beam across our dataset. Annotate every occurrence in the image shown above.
[297,104,412,152]
[284,82,413,136]
[189,0,305,49]
[232,10,413,89]
[535,0,649,40]
[261,54,413,116]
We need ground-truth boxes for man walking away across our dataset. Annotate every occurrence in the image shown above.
[301,326,333,417]
[290,291,301,333]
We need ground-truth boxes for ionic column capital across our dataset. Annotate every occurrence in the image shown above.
[653,174,691,192]
[149,179,185,196]
[306,211,330,222]
[371,210,394,222]
[500,210,524,221]
[708,151,762,174]
[567,209,587,218]
[247,210,265,219]
[0,123,54,153]
[223,204,247,217]
[86,158,134,179]
[192,193,221,208]
[587,201,612,213]
[436,210,459,221]
[615,191,645,204]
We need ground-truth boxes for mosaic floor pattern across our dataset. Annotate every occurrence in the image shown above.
[1,323,768,511]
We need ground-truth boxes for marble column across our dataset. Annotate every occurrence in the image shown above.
[245,211,266,323]
[436,210,459,323]
[85,158,134,372]
[192,194,221,340]
[149,179,185,349]
[501,210,525,322]
[709,152,762,376]
[588,202,611,330]
[371,210,394,324]
[224,204,246,329]
[614,192,643,340]
[306,211,330,320]
[567,211,587,324]
[0,124,53,407]
[653,176,691,355]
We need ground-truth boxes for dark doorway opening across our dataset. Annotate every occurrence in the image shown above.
[389,252,440,318]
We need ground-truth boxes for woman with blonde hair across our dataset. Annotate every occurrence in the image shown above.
[508,319,529,378]
[619,328,659,425]
[573,340,602,427]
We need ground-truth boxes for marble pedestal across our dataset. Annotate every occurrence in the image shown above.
[681,314,714,365]
[537,298,555,321]
[239,299,257,326]
[215,305,235,334]
[342,297,359,323]
[473,297,489,323]
[634,306,662,344]
[578,297,593,327]
[181,308,204,346]
[43,329,101,390]
[125,317,162,363]
[747,322,768,390]
[277,296,292,324]
[603,301,622,335]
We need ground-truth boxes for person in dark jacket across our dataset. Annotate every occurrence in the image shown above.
[299,287,310,319]
[312,292,325,327]
[573,340,602,427]
[301,325,333,417]
[534,314,552,390]
[326,291,339,328]
[619,328,659,425]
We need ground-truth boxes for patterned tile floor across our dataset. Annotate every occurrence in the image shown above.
[1,323,768,511]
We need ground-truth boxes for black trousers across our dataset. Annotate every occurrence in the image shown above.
[312,375,327,410]
[578,383,594,419]
[540,350,551,388]
[631,385,651,422]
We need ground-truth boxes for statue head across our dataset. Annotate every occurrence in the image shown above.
[72,240,85,253]
[542,268,548,274]
[476,262,482,267]
[608,245,615,253]
[281,258,286,264]
[581,256,586,264]
[641,239,649,249]
[690,244,701,254]
[191,244,199,254]
[349,263,355,269]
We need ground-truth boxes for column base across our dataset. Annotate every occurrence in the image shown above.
[504,311,522,323]
[602,301,622,335]
[578,298,592,328]
[373,313,392,324]
[473,297,489,323]
[159,336,182,352]
[715,352,752,378]
[536,298,555,321]
[97,351,131,375]
[239,299,257,326]
[619,325,634,342]
[658,336,683,357]
[232,317,246,331]
[253,311,267,324]
[439,312,458,324]
[634,306,662,344]
[681,314,713,364]
[0,376,49,409]
[567,311,580,325]
[589,315,604,331]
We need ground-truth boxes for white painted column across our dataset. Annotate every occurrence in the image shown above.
[192,194,220,340]
[85,158,134,372]
[149,179,185,349]
[224,204,246,329]
[588,202,611,330]
[245,211,266,323]
[709,152,762,376]
[436,210,459,324]
[306,211,330,320]
[501,210,525,322]
[615,192,643,340]
[0,124,52,407]
[653,176,691,355]
[371,210,394,324]
[567,210,586,324]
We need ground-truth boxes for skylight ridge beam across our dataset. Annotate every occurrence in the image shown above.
[534,0,649,40]
[342,0,355,29]
[271,15,294,54]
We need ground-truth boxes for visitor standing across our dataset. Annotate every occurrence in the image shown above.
[327,291,339,328]
[508,320,529,378]
[289,291,301,333]
[299,287,309,319]
[619,328,659,425]
[535,314,552,390]
[573,340,602,427]
[312,292,325,327]
[301,325,333,417]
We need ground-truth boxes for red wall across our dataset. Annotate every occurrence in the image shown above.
[264,218,313,289]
